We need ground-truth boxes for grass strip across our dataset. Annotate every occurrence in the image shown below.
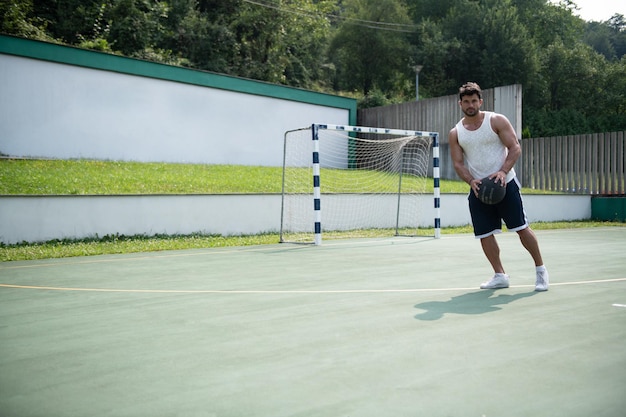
[1,159,557,195]
[1,221,622,262]
[0,160,283,194]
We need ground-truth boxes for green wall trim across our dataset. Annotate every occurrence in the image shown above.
[0,34,356,124]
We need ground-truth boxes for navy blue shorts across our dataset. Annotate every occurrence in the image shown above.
[468,177,529,238]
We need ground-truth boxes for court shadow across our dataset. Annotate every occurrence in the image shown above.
[414,290,538,321]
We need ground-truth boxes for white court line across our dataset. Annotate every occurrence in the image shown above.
[613,304,626,308]
[1,278,625,294]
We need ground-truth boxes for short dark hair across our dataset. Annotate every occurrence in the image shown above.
[459,82,482,100]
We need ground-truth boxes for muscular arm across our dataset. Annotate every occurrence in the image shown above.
[449,128,472,183]
[490,113,521,176]
[449,127,481,195]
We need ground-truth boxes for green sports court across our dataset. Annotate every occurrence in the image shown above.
[1,227,625,417]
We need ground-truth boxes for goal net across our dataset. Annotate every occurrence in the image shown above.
[280,124,440,245]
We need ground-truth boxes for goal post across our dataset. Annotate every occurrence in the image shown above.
[280,123,440,245]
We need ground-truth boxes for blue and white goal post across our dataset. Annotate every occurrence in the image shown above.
[280,123,441,245]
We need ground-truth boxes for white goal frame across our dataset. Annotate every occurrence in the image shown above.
[280,123,440,245]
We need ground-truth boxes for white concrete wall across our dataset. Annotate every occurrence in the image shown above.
[441,193,593,226]
[0,194,591,244]
[0,55,349,165]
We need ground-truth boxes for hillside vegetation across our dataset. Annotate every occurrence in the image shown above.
[2,0,625,136]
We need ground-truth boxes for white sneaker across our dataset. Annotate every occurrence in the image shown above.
[480,274,510,289]
[535,269,549,291]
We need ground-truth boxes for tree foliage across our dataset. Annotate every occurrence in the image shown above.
[1,0,625,136]
[329,0,413,95]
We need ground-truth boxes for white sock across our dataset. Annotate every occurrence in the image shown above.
[536,265,546,272]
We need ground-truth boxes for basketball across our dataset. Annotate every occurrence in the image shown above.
[477,176,506,205]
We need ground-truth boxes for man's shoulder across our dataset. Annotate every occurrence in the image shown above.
[488,111,509,122]
[489,112,512,127]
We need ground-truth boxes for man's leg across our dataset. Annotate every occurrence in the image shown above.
[516,227,543,266]
[479,235,509,289]
[517,227,549,291]
[480,234,505,274]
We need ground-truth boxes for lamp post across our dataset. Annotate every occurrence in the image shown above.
[414,65,423,101]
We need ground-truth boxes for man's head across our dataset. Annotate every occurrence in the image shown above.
[459,82,482,100]
[458,82,483,117]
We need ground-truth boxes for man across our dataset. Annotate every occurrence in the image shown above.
[448,82,549,291]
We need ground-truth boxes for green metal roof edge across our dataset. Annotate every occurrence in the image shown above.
[0,34,356,124]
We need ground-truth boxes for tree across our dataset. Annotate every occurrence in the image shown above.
[594,57,626,130]
[606,14,626,58]
[329,0,414,96]
[439,0,539,93]
[48,0,106,44]
[486,0,587,117]
[523,40,621,136]
[411,18,462,96]
[584,15,626,60]
[406,0,455,22]
[227,0,337,86]
[107,0,150,55]
[0,0,53,41]
[542,41,604,112]
[476,0,539,90]
[585,21,617,60]
[276,0,337,89]
[171,4,236,72]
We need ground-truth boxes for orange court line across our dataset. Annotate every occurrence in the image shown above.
[1,278,625,294]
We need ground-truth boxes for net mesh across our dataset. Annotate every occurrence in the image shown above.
[280,126,433,243]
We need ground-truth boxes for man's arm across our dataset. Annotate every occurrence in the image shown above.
[490,113,521,183]
[449,127,480,196]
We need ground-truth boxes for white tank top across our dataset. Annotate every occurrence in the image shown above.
[455,111,515,182]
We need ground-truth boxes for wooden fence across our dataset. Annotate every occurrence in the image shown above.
[519,131,625,195]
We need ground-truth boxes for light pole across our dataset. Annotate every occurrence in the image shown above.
[414,65,423,101]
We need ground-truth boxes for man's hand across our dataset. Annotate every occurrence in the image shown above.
[469,178,481,197]
[488,170,507,186]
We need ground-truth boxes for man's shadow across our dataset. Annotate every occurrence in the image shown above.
[414,290,538,321]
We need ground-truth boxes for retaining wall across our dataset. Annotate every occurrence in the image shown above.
[0,194,591,244]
